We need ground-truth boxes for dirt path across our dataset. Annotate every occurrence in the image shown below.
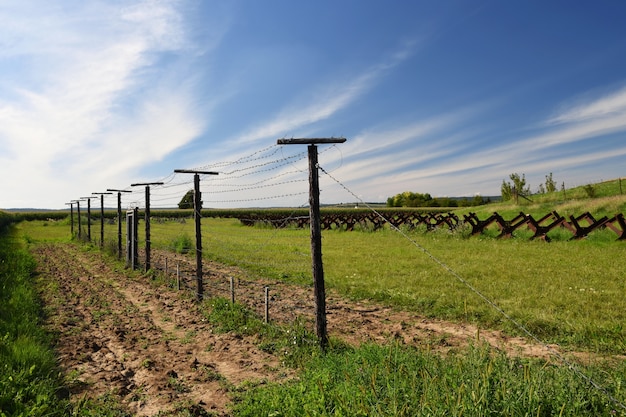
[35,244,286,416]
[34,243,586,416]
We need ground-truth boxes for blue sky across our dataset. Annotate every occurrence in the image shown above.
[1,1,626,209]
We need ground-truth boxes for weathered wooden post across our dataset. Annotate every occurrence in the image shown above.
[174,169,219,302]
[277,137,347,350]
[107,189,132,259]
[264,286,269,324]
[131,182,164,271]
[126,207,139,269]
[80,196,97,242]
[65,202,74,238]
[93,192,113,248]
[72,200,82,240]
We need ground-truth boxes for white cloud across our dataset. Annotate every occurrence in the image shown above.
[549,85,626,125]
[0,1,208,208]
[233,41,418,146]
[318,85,626,202]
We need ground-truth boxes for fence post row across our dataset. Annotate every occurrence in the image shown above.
[107,189,132,259]
[173,169,219,302]
[277,137,347,350]
[72,200,82,240]
[131,182,164,271]
[93,192,113,248]
[65,202,74,238]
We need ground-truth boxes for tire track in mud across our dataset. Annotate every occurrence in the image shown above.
[34,243,286,417]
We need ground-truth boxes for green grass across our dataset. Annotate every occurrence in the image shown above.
[17,209,626,353]
[231,342,626,416]
[15,212,626,416]
[201,297,322,368]
[0,226,69,416]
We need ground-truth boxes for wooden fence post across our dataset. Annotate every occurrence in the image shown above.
[174,169,219,302]
[107,189,132,259]
[277,137,346,350]
[264,286,269,324]
[93,192,113,249]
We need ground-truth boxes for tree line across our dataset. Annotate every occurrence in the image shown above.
[386,172,563,208]
[386,191,488,208]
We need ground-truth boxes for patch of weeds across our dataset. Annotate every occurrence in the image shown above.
[138,336,150,350]
[167,375,190,393]
[201,297,261,335]
[92,308,112,321]
[141,358,155,369]
[161,332,178,342]
[197,365,225,383]
[155,400,218,416]
[128,385,147,403]
[169,234,193,254]
[71,390,132,416]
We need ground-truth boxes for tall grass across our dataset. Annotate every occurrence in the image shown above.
[0,226,68,416]
[232,342,626,416]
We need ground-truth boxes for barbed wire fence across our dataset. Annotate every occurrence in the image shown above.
[67,140,626,412]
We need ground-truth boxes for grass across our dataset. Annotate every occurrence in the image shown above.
[200,296,322,368]
[0,225,69,416]
[14,206,626,416]
[16,206,626,353]
[231,342,626,416]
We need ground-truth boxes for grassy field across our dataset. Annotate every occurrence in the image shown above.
[0,222,71,416]
[13,199,626,415]
[18,200,626,355]
[11,185,626,415]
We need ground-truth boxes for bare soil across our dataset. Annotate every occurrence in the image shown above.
[33,243,582,416]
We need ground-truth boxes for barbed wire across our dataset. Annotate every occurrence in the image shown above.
[316,162,626,413]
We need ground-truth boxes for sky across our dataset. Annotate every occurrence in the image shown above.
[1,1,626,209]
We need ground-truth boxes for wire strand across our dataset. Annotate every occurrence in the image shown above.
[316,162,626,413]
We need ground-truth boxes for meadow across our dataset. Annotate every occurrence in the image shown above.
[18,204,626,355]
[132,215,626,354]
[11,190,626,415]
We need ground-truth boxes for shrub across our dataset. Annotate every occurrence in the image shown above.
[169,234,193,254]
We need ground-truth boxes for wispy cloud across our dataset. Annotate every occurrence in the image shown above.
[320,85,626,202]
[233,41,418,146]
[0,1,209,207]
[548,85,626,125]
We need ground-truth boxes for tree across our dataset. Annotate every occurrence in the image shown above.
[501,173,531,203]
[178,190,201,210]
[545,172,557,193]
[386,191,433,207]
[501,180,512,201]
